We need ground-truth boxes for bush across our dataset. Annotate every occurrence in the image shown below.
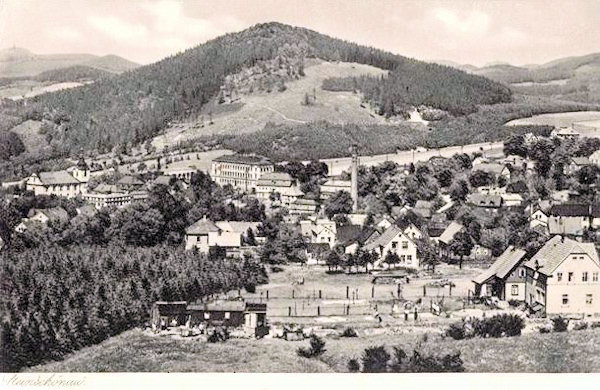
[445,322,466,340]
[539,325,552,334]
[341,327,358,337]
[297,334,326,358]
[591,322,600,329]
[347,359,361,372]
[552,316,568,332]
[445,314,525,339]
[207,327,230,343]
[361,346,390,373]
[270,266,284,273]
[573,321,588,331]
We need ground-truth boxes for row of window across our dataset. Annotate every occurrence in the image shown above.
[562,294,594,305]
[391,241,410,249]
[557,272,599,282]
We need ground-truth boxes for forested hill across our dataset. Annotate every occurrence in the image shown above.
[20,22,511,155]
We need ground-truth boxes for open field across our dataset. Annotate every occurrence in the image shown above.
[505,111,600,127]
[151,59,392,150]
[27,325,600,373]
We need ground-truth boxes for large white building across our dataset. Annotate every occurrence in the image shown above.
[211,154,274,192]
[26,159,89,198]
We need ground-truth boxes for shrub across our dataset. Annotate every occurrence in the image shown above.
[539,325,552,334]
[347,359,361,372]
[297,334,326,358]
[552,316,568,332]
[591,322,600,329]
[445,314,524,339]
[573,321,588,331]
[341,327,358,337]
[406,350,465,373]
[270,266,284,273]
[207,327,230,343]
[445,322,466,340]
[361,346,390,373]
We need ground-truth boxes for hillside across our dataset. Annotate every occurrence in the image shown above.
[10,22,512,156]
[0,47,138,78]
[446,53,600,104]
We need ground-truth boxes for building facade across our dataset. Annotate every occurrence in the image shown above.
[211,154,274,192]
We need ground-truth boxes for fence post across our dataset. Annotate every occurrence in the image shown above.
[449,285,452,297]
[346,286,349,299]
[423,285,427,297]
[319,290,322,299]
[371,286,375,298]
[317,306,321,316]
[288,307,292,317]
[266,290,269,300]
[292,290,295,299]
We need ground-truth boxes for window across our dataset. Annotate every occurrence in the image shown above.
[225,312,231,319]
[400,255,406,262]
[204,312,210,319]
[391,242,397,249]
[407,255,412,261]
[568,272,573,282]
[583,272,589,282]
[519,269,526,278]
[402,241,408,249]
[562,294,569,305]
[594,273,599,282]
[587,294,593,305]
[511,285,519,296]
[557,272,563,282]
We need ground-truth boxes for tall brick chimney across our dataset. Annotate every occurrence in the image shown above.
[351,143,358,212]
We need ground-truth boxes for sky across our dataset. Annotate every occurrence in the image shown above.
[1,0,599,67]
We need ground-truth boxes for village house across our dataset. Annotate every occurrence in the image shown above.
[116,175,145,191]
[163,166,197,183]
[501,193,524,207]
[472,162,511,182]
[551,126,579,139]
[523,235,600,316]
[547,203,600,236]
[215,221,263,244]
[363,225,420,269]
[566,157,593,175]
[320,179,352,199]
[150,300,269,337]
[26,159,89,198]
[17,207,71,232]
[470,244,492,261]
[473,246,527,300]
[300,218,337,247]
[82,183,149,209]
[184,216,243,256]
[374,216,395,231]
[211,154,274,192]
[468,194,503,209]
[590,150,600,166]
[476,185,506,195]
[412,200,433,219]
[506,181,528,195]
[255,172,304,207]
[287,197,320,216]
[342,227,379,255]
[528,200,552,234]
[551,189,580,203]
[433,221,464,257]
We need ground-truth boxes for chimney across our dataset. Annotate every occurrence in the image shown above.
[351,143,359,213]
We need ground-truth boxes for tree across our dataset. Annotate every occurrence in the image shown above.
[416,237,439,272]
[245,227,257,246]
[529,139,555,178]
[578,165,599,185]
[435,169,453,188]
[469,170,493,188]
[503,134,528,157]
[449,179,469,202]
[448,231,474,269]
[383,252,400,269]
[326,250,342,271]
[324,191,353,219]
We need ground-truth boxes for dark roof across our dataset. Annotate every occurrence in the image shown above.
[428,227,446,238]
[117,175,144,186]
[153,301,188,316]
[187,301,246,312]
[186,217,220,235]
[31,207,70,223]
[213,154,272,165]
[336,224,363,246]
[469,194,503,208]
[549,203,600,217]
[473,246,527,284]
[38,171,80,185]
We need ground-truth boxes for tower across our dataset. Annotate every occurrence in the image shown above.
[351,143,358,212]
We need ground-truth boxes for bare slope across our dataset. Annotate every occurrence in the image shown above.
[151,59,389,149]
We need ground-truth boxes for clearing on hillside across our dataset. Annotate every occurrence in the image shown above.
[151,59,390,150]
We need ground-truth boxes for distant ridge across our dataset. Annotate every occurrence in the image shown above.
[0,47,139,78]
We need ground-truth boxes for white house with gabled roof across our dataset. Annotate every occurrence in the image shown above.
[363,225,419,269]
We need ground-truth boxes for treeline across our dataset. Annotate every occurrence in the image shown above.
[215,96,600,162]
[322,64,512,116]
[14,22,512,155]
[0,244,267,371]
